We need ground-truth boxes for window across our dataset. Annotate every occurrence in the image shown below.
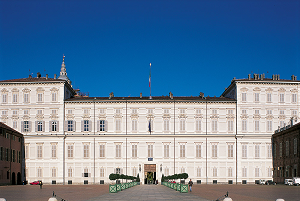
[68,110,72,114]
[228,144,233,158]
[196,109,201,114]
[292,94,297,103]
[164,144,169,158]
[148,109,153,114]
[292,110,298,116]
[2,94,7,103]
[212,109,217,114]
[67,120,74,132]
[115,119,121,131]
[68,144,73,158]
[242,93,246,101]
[267,110,272,115]
[99,109,105,114]
[196,119,201,131]
[100,168,104,177]
[242,167,247,177]
[24,93,29,103]
[13,94,18,103]
[180,109,185,114]
[280,93,284,102]
[164,168,169,176]
[132,109,137,114]
[228,109,233,114]
[242,144,247,158]
[254,93,259,102]
[255,144,260,158]
[132,119,137,132]
[197,168,201,177]
[180,119,185,131]
[37,93,43,102]
[267,121,272,131]
[148,144,153,158]
[279,142,282,157]
[280,121,285,128]
[84,168,89,177]
[213,167,217,177]
[116,168,121,174]
[164,119,169,131]
[132,144,137,158]
[132,168,137,177]
[164,109,169,114]
[286,141,289,156]
[228,167,233,177]
[13,121,17,129]
[51,121,58,132]
[254,121,259,131]
[280,110,284,115]
[196,144,201,158]
[83,144,89,158]
[99,144,105,158]
[242,120,247,131]
[212,144,217,158]
[84,109,89,115]
[212,120,217,132]
[83,120,89,132]
[228,121,233,132]
[37,144,43,159]
[242,110,247,114]
[255,110,259,115]
[267,144,272,158]
[255,168,260,177]
[116,144,121,158]
[99,120,106,131]
[116,109,121,114]
[52,168,56,178]
[267,93,272,102]
[180,144,185,158]
[68,168,72,177]
[36,121,43,132]
[52,93,57,102]
[51,144,57,158]
[37,168,42,178]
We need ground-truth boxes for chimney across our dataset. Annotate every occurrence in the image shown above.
[37,72,41,78]
[169,92,173,99]
[260,74,264,80]
[248,74,251,80]
[272,74,275,80]
[29,74,32,78]
[277,74,280,80]
[46,74,48,79]
[140,93,142,98]
[109,92,114,99]
[54,74,57,79]
[199,92,204,98]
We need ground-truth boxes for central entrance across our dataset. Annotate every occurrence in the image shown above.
[144,164,156,184]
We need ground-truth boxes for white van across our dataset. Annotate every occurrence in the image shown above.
[292,177,300,186]
[285,179,293,185]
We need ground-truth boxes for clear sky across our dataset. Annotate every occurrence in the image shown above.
[0,0,299,98]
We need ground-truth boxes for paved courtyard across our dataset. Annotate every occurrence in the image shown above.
[0,184,299,201]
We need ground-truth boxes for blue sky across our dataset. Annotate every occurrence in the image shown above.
[0,0,299,97]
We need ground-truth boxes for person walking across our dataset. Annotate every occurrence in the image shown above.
[188,179,193,192]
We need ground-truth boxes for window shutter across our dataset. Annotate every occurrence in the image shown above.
[74,121,76,132]
[89,120,92,132]
[105,120,108,131]
[97,120,100,132]
[81,120,84,132]
[57,121,59,132]
[88,173,91,177]
[35,121,38,132]
[21,121,24,132]
[42,121,45,132]
[121,168,123,174]
[49,121,52,132]
[64,121,68,132]
[29,121,32,132]
[82,173,84,177]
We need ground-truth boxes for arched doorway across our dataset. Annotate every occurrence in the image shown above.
[17,172,22,185]
[12,172,16,185]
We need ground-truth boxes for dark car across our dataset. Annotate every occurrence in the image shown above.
[266,180,276,185]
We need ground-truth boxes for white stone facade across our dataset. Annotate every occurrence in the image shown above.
[1,72,299,185]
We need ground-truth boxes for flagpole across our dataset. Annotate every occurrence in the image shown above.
[149,63,152,99]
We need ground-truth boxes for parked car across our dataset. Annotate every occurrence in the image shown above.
[285,179,293,185]
[266,180,276,185]
[259,179,266,185]
[293,177,300,186]
[30,181,41,185]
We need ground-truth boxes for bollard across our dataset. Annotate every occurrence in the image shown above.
[48,198,58,201]
[224,198,233,201]
[276,199,285,201]
[0,198,6,201]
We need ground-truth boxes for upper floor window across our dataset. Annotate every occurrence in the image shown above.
[212,144,218,158]
[255,110,259,115]
[279,93,284,103]
[51,121,58,132]
[212,120,218,132]
[52,92,57,102]
[24,93,29,103]
[36,121,44,132]
[180,109,185,114]
[67,120,74,132]
[99,144,105,158]
[196,119,201,132]
[99,120,106,131]
[180,144,186,158]
[83,144,89,158]
[242,93,247,102]
[254,93,259,102]
[116,109,121,114]
[228,110,233,114]
[242,110,247,114]
[82,120,90,132]
[2,94,7,103]
[147,144,153,158]
[37,93,43,102]
[164,144,169,158]
[228,120,233,132]
[132,109,137,114]
[13,94,18,103]
[132,119,137,132]
[228,144,233,158]
[212,109,217,115]
[292,94,297,103]
[164,109,169,114]
[163,119,169,131]
[267,93,272,102]
[99,109,105,114]
[148,109,153,114]
[267,110,272,115]
[180,119,185,131]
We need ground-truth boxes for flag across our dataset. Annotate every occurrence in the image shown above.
[149,63,151,87]
[148,120,151,133]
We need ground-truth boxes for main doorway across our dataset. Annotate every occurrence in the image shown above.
[144,164,156,184]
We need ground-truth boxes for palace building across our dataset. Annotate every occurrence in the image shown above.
[0,58,299,185]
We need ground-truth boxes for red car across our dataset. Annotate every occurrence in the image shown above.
[30,181,41,185]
